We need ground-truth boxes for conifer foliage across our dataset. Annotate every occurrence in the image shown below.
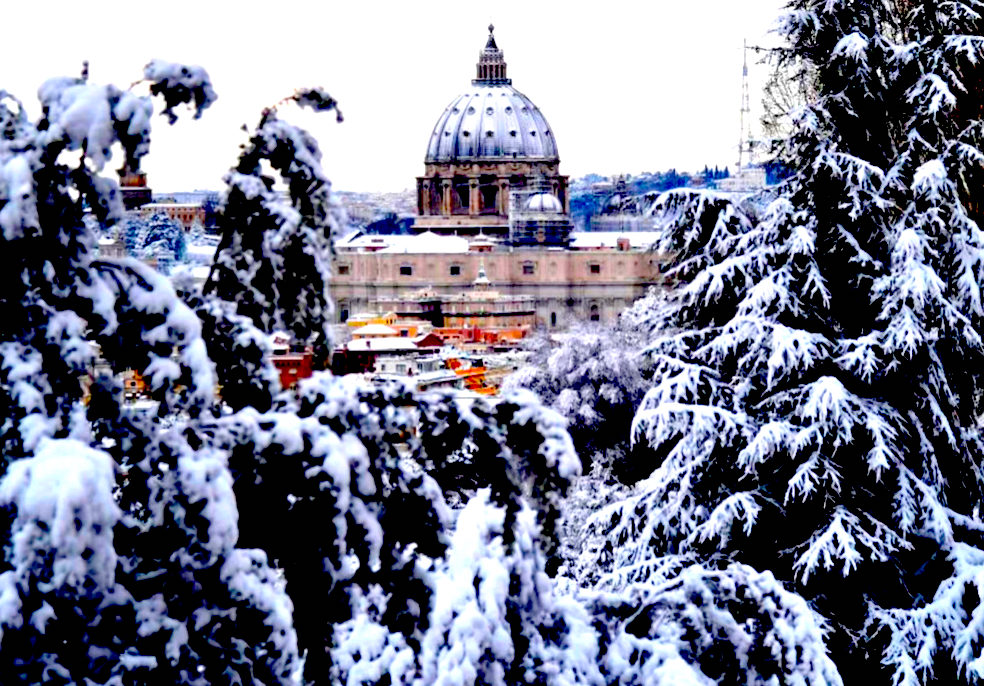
[596,0,984,682]
[0,62,303,685]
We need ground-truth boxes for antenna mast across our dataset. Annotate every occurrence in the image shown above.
[738,39,752,172]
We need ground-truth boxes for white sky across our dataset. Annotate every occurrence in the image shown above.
[2,0,785,193]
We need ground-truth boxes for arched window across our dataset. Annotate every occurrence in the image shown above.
[550,312,557,327]
[452,176,470,215]
[430,180,443,215]
[479,175,498,214]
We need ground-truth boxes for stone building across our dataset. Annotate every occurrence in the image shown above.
[331,231,664,329]
[413,25,570,239]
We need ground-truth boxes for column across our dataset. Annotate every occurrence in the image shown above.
[469,179,480,216]
[442,181,452,216]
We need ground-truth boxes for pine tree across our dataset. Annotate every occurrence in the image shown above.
[597,1,984,682]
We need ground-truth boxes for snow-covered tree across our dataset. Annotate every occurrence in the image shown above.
[142,211,186,260]
[205,89,343,356]
[0,62,300,684]
[596,1,984,682]
[119,210,187,274]
[504,324,653,481]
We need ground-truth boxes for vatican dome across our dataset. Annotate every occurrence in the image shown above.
[425,85,558,163]
[413,25,571,240]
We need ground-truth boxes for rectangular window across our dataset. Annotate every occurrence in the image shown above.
[522,262,536,275]
[450,265,461,276]
[400,265,413,276]
[338,264,350,275]
[590,263,601,274]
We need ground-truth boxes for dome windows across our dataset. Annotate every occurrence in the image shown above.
[486,107,494,115]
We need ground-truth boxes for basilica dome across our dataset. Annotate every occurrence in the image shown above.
[413,25,570,241]
[425,85,558,162]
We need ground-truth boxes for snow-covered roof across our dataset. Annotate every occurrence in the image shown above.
[338,231,470,254]
[345,338,419,352]
[352,324,399,337]
[141,203,202,209]
[337,231,661,253]
[568,232,662,250]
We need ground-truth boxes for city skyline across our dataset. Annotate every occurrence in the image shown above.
[2,0,783,192]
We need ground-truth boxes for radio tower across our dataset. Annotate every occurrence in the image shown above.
[737,39,753,172]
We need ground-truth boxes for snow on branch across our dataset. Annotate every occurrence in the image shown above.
[792,507,912,583]
[0,439,120,591]
[689,491,762,547]
[143,60,217,124]
[907,73,957,116]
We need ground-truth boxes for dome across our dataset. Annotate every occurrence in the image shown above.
[525,192,563,213]
[425,85,558,163]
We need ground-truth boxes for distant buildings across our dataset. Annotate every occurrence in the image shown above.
[138,203,206,229]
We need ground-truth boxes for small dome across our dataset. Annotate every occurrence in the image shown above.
[525,192,563,213]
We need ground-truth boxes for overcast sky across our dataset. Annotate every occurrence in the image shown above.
[2,0,785,193]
